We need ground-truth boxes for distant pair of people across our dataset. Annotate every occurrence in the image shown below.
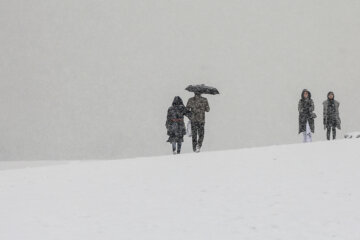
[298,89,341,142]
[165,93,210,154]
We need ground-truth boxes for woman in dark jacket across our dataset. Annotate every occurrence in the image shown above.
[298,89,316,142]
[323,91,341,140]
[166,96,191,154]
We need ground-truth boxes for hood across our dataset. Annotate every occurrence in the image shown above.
[327,91,335,100]
[301,89,312,100]
[172,96,184,106]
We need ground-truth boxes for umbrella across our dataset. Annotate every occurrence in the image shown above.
[185,84,220,95]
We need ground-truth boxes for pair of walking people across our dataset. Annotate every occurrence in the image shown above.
[298,89,341,142]
[166,93,210,154]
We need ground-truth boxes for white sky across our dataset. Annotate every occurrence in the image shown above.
[1,0,360,160]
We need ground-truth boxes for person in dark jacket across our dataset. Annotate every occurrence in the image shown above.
[298,89,316,143]
[166,96,191,154]
[323,91,341,140]
[186,93,210,152]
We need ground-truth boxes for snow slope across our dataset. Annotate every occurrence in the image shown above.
[1,140,360,240]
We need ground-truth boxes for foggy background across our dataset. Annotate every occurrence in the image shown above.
[1,0,360,161]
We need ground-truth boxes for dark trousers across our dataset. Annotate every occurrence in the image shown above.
[326,126,336,140]
[191,122,205,151]
[172,142,182,153]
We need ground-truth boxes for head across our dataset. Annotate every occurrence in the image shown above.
[301,89,311,99]
[327,91,335,100]
[172,96,184,106]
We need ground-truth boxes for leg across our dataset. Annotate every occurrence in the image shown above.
[172,142,176,153]
[191,122,198,152]
[326,127,331,140]
[306,131,312,142]
[197,123,205,148]
[305,121,312,143]
[177,142,182,154]
[332,127,336,140]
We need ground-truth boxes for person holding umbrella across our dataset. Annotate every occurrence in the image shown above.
[185,84,219,152]
[166,96,191,154]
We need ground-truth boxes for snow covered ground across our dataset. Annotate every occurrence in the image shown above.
[1,140,360,240]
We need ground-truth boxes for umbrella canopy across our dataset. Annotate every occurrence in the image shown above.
[185,84,220,95]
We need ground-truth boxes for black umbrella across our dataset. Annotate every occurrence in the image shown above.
[185,84,220,95]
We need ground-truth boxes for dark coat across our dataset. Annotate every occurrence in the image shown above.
[323,92,341,129]
[298,89,315,134]
[166,97,191,143]
[186,95,210,123]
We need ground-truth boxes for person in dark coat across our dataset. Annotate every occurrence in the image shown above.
[166,96,191,154]
[186,93,210,152]
[298,89,316,142]
[323,91,341,140]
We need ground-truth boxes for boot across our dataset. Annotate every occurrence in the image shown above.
[196,145,201,153]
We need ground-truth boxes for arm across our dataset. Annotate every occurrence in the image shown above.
[186,99,192,111]
[336,102,340,114]
[336,102,341,127]
[323,102,327,126]
[205,99,210,112]
[309,100,315,112]
[165,109,171,129]
[182,106,192,119]
[185,100,193,121]
[298,100,302,113]
[186,110,192,120]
